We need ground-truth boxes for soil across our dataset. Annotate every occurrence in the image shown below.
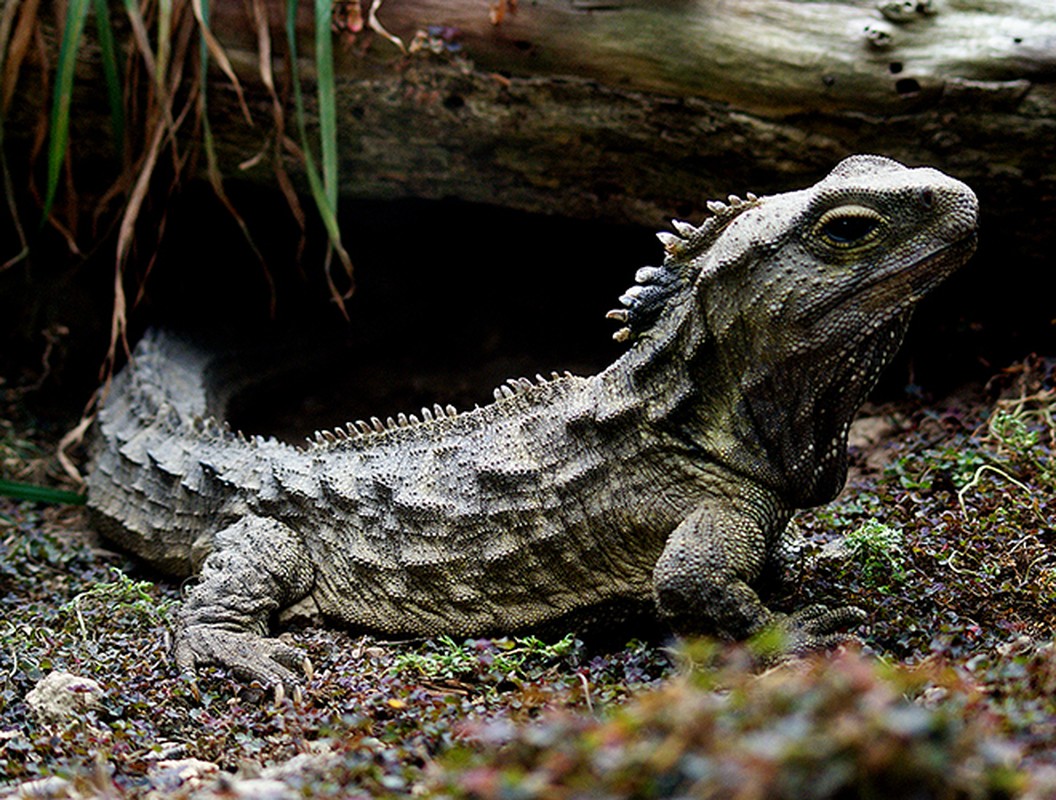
[1,351,1053,798]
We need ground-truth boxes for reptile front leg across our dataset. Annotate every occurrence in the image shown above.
[652,502,864,652]
[173,515,316,687]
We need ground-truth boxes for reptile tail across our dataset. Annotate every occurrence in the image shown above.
[87,330,241,576]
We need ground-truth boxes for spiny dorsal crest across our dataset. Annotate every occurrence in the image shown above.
[307,404,458,449]
[492,372,569,402]
[606,191,761,341]
[191,414,233,441]
[190,413,277,450]
[657,192,760,263]
[305,371,574,451]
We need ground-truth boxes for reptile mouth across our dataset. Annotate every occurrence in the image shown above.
[809,230,977,324]
[870,230,978,293]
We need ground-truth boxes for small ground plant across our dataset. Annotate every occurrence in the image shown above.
[842,518,906,586]
[390,634,579,687]
[62,567,178,634]
[0,362,1054,797]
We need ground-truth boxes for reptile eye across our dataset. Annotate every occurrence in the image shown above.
[822,216,878,243]
[814,205,885,248]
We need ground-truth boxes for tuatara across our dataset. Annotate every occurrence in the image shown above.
[88,155,979,685]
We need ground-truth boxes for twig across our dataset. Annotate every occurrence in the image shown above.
[956,464,1032,521]
[367,0,405,52]
[577,671,594,715]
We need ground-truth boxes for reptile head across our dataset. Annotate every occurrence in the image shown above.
[717,154,979,337]
[724,155,977,502]
[612,156,978,505]
[612,155,977,343]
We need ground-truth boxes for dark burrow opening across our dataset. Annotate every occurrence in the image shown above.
[4,178,1051,443]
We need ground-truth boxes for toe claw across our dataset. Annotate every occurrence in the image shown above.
[779,603,867,653]
[174,624,307,691]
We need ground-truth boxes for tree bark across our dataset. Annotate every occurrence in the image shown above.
[198,0,1056,250]
[8,0,1056,241]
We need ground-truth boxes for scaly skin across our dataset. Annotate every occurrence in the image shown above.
[87,156,979,686]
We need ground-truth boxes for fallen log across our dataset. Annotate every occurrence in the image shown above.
[203,0,1056,250]
[6,0,1054,238]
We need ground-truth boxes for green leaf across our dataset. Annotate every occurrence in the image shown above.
[314,0,337,214]
[286,0,353,301]
[156,0,172,91]
[91,0,124,160]
[42,0,92,224]
[198,0,210,82]
[0,479,86,506]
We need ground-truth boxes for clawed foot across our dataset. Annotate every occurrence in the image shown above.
[773,603,867,653]
[173,624,311,691]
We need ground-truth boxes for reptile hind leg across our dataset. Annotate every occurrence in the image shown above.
[174,514,316,687]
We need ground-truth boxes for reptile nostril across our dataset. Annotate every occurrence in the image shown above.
[920,187,934,210]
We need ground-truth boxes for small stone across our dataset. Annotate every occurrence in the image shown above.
[878,0,919,22]
[25,671,103,724]
[864,24,895,49]
[230,778,298,800]
[153,758,219,778]
[7,775,72,798]
[148,758,220,792]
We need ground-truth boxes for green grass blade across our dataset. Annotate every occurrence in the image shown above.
[197,0,210,143]
[0,479,86,506]
[156,0,171,91]
[314,0,337,214]
[91,0,124,160]
[41,0,92,224]
[198,0,210,81]
[286,0,328,217]
[286,0,353,294]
